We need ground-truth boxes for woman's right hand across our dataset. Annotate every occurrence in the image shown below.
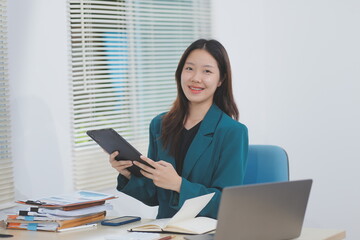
[109,151,133,180]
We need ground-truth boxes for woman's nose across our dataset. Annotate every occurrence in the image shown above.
[191,71,201,83]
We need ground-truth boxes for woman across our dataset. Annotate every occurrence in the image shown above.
[110,39,248,219]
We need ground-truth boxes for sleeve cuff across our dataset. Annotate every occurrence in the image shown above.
[116,174,130,191]
[169,177,194,210]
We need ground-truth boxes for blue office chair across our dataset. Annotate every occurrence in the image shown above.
[243,145,289,184]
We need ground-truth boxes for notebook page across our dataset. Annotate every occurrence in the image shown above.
[167,192,215,226]
[167,217,217,234]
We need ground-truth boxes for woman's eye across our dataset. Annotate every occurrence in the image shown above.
[185,67,192,71]
[204,69,212,74]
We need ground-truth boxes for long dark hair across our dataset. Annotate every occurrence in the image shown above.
[161,39,239,156]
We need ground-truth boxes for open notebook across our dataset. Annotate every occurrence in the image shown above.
[129,193,217,234]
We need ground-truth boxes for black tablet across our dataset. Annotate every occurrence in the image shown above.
[86,128,153,177]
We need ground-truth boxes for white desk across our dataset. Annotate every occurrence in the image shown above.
[295,228,346,240]
[1,220,346,240]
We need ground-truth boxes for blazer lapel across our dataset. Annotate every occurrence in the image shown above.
[182,104,223,178]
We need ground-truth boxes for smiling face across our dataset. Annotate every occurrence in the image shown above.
[181,49,221,108]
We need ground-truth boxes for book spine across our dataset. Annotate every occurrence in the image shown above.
[6,222,57,232]
[57,211,106,230]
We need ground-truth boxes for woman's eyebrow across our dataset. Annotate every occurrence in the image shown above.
[203,64,215,68]
[185,62,215,68]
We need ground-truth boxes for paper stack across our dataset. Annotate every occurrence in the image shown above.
[5,191,116,232]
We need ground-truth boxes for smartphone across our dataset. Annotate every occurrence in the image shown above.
[101,216,141,226]
[86,128,154,177]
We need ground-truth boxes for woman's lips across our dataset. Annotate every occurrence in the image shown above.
[189,86,204,94]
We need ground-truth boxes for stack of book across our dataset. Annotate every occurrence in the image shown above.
[5,191,116,232]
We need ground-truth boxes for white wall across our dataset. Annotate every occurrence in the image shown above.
[212,0,360,239]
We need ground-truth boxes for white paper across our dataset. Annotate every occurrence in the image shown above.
[168,217,217,234]
[23,190,116,206]
[135,218,170,229]
[38,203,113,217]
[167,192,215,226]
[129,193,216,233]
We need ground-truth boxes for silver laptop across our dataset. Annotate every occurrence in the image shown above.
[186,179,312,240]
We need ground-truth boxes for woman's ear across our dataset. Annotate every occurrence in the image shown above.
[218,73,226,87]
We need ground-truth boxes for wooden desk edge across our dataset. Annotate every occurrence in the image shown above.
[325,229,346,240]
[301,228,346,240]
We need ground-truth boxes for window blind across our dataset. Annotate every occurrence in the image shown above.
[69,0,211,191]
[0,0,15,209]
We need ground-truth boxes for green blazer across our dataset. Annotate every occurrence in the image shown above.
[117,104,248,219]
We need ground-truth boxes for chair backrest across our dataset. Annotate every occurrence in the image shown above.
[243,145,289,184]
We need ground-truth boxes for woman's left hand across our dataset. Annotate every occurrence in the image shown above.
[134,156,182,193]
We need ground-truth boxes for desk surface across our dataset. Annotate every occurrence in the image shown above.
[1,220,346,240]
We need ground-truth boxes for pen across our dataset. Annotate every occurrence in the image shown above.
[57,223,97,232]
[0,233,14,238]
[158,235,176,240]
